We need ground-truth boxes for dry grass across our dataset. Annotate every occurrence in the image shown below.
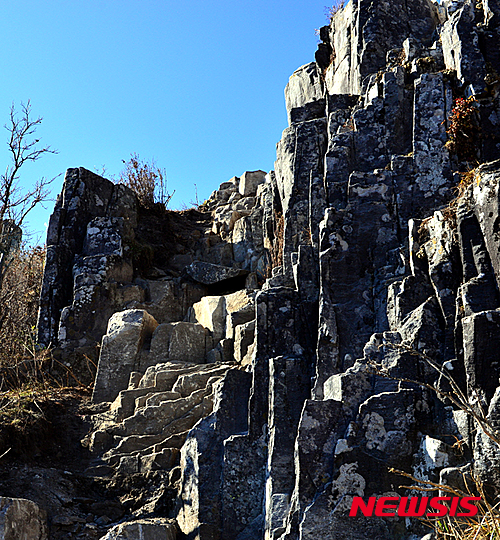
[390,468,500,539]
[431,168,479,230]
[371,343,500,538]
[0,245,47,387]
[0,383,51,431]
[270,211,284,273]
[325,1,346,24]
[119,153,174,210]
[0,243,93,393]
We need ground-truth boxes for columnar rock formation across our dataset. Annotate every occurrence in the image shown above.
[25,0,500,538]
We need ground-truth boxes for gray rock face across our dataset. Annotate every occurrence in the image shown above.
[34,1,500,539]
[441,2,487,92]
[323,0,436,95]
[285,63,325,125]
[185,261,248,286]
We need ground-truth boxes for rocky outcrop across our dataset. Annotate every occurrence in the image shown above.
[26,0,500,539]
[100,518,178,540]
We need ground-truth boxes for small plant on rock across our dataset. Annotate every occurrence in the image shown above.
[325,1,346,24]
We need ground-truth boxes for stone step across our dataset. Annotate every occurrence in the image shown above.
[104,430,190,464]
[138,361,235,391]
[111,446,180,474]
[118,390,215,438]
[108,364,229,423]
[109,386,160,422]
[104,399,211,471]
[135,390,182,410]
[171,369,229,397]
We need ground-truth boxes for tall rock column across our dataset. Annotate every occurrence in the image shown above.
[37,167,140,383]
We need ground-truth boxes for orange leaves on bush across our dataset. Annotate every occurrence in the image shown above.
[445,96,480,162]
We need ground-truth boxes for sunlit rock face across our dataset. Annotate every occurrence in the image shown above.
[33,0,500,538]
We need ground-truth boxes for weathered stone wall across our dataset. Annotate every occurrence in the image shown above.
[31,0,500,538]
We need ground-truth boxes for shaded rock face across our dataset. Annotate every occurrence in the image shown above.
[30,0,500,539]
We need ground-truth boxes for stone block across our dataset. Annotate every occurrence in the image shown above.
[324,363,372,417]
[234,320,255,363]
[239,170,267,197]
[462,310,500,404]
[192,295,226,343]
[232,216,254,266]
[0,498,47,540]
[101,518,177,540]
[139,279,206,324]
[225,290,255,339]
[178,369,252,538]
[92,309,158,403]
[285,62,326,125]
[150,321,210,364]
[185,261,247,285]
[235,196,256,211]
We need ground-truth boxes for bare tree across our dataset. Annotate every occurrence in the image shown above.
[0,101,58,280]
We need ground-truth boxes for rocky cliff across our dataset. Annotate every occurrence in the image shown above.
[5,0,500,538]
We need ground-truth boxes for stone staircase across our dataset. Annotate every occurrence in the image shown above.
[88,360,240,478]
[85,256,258,494]
[68,169,268,538]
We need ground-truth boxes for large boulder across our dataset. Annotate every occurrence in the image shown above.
[92,309,158,403]
[285,62,326,125]
[100,518,177,540]
[0,498,47,540]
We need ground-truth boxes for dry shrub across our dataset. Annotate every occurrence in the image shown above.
[390,468,500,540]
[372,344,500,539]
[445,97,481,163]
[0,245,48,388]
[438,168,478,229]
[455,169,477,200]
[119,153,174,210]
[325,1,346,23]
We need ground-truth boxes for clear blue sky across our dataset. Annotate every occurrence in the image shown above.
[0,1,334,242]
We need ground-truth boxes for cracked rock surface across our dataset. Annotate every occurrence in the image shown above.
[4,0,500,538]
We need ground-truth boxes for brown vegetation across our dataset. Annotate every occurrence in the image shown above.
[119,153,174,210]
[445,97,481,163]
[0,245,47,386]
[325,1,346,24]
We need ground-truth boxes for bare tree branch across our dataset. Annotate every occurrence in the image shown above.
[0,100,58,282]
